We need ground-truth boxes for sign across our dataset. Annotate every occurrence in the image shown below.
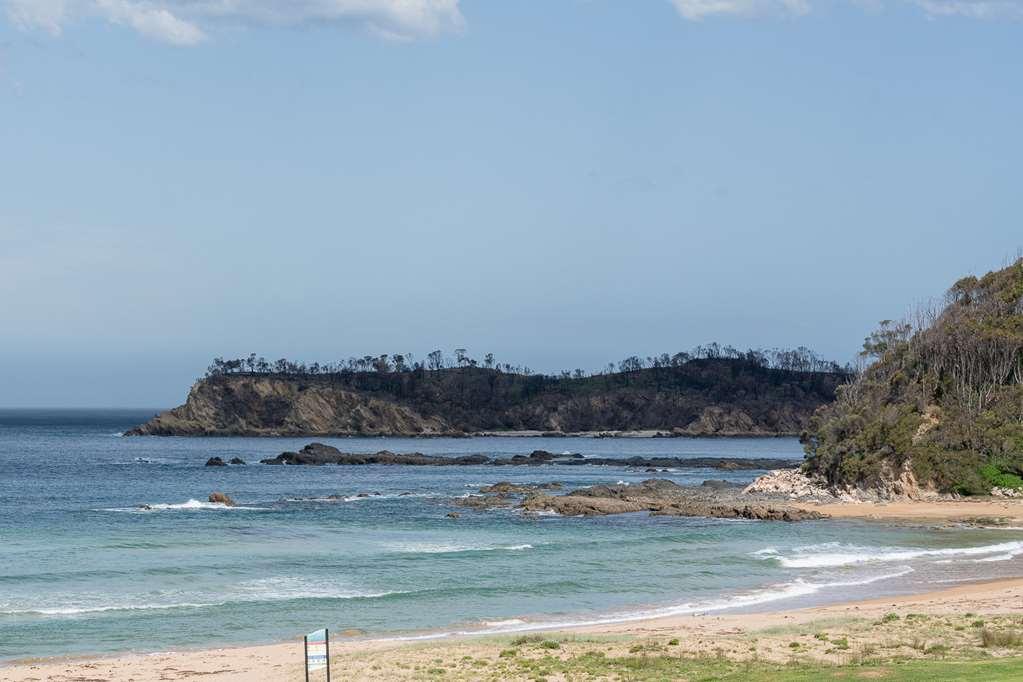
[304,628,330,681]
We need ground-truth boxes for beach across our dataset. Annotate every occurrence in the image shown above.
[4,415,1023,680]
[5,574,1023,681]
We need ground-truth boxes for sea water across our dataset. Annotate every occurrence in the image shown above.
[1,409,1021,659]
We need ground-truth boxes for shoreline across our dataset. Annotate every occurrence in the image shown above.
[5,575,1023,680]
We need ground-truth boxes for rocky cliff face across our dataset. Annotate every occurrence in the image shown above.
[128,360,844,437]
[127,376,451,436]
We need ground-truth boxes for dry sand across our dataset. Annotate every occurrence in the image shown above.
[4,576,1023,681]
[794,497,1023,525]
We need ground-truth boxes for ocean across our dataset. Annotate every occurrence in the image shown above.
[2,409,1021,660]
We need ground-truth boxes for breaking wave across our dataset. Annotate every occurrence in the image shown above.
[755,540,1023,568]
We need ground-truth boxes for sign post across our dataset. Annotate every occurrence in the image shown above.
[304,628,330,681]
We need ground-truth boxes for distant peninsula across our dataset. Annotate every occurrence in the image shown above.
[126,346,849,437]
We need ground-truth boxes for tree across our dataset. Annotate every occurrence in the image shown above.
[427,350,445,370]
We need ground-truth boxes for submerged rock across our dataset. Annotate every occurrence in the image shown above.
[229,457,246,465]
[479,481,562,494]
[205,457,226,467]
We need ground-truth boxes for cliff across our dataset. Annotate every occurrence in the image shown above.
[127,358,846,437]
[802,258,1023,495]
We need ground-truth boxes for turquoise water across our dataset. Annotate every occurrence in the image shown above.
[2,409,1022,660]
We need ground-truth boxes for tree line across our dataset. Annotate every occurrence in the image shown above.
[203,344,850,380]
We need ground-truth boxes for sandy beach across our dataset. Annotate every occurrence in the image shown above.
[793,497,1023,525]
[5,573,1023,681]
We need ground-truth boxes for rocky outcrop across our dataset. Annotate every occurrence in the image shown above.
[519,479,827,522]
[743,463,943,501]
[256,443,799,471]
[208,491,235,506]
[126,359,846,437]
[205,457,226,466]
[259,443,489,466]
[126,376,451,437]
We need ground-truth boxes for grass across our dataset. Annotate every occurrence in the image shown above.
[342,613,1023,681]
[494,653,1023,681]
[981,628,1023,648]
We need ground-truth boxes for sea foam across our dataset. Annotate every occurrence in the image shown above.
[101,499,268,512]
[757,540,1023,568]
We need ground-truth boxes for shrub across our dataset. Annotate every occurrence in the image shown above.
[981,628,1023,648]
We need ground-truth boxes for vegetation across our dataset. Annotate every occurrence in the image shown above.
[802,258,1023,494]
[345,611,1023,681]
[203,344,848,379]
[191,344,849,434]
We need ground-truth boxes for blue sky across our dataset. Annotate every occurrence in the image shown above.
[1,0,1020,407]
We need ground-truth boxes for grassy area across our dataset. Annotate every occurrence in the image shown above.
[339,611,1023,681]
[481,652,1023,681]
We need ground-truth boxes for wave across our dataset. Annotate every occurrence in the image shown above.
[756,540,1023,568]
[1,601,217,616]
[100,499,269,513]
[283,493,432,504]
[2,578,406,618]
[385,542,534,554]
[385,568,913,641]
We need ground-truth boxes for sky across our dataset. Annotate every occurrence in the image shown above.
[1,0,1020,407]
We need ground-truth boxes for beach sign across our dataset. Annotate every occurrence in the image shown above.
[304,628,330,681]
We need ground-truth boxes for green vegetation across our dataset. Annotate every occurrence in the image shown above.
[803,258,1023,494]
[462,650,1023,681]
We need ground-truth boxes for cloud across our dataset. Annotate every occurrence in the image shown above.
[96,0,204,45]
[669,0,1023,18]
[912,0,1023,18]
[2,0,465,45]
[5,0,68,35]
[670,0,811,19]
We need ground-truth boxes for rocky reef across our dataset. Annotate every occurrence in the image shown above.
[255,442,799,470]
[450,478,826,522]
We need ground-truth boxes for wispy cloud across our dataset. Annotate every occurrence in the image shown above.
[670,0,810,21]
[670,0,1023,19]
[912,0,1023,18]
[2,0,466,46]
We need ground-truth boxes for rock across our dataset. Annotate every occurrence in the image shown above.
[229,457,246,465]
[992,487,1023,498]
[742,469,834,498]
[205,457,226,466]
[255,442,798,470]
[453,494,515,510]
[446,512,461,518]
[700,479,742,490]
[520,478,826,522]
[479,481,562,494]
[208,491,236,506]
